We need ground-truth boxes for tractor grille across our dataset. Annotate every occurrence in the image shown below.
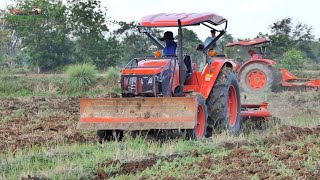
[121,58,176,97]
[121,75,160,97]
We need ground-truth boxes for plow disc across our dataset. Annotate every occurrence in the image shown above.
[77,97,198,130]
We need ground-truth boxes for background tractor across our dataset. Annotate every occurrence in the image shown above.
[7,0,41,16]
[77,13,270,141]
[226,38,320,93]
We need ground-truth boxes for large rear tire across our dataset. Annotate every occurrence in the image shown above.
[186,94,208,140]
[239,63,275,93]
[206,66,241,136]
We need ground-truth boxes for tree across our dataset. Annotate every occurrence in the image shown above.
[114,21,159,64]
[5,0,72,72]
[268,18,317,62]
[0,19,9,67]
[279,49,306,71]
[68,0,121,68]
[0,10,21,68]
[180,28,203,64]
[219,33,235,58]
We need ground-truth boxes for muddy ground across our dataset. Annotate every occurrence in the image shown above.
[2,90,319,150]
[0,96,95,150]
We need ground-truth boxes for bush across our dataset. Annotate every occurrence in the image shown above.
[105,66,119,81]
[279,49,307,71]
[65,63,98,93]
[105,67,120,89]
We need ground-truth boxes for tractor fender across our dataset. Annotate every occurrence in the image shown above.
[238,59,276,76]
[200,59,234,100]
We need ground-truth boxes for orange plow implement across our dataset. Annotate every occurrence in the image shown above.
[281,68,320,88]
[77,97,271,131]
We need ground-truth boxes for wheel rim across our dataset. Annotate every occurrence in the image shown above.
[246,70,266,89]
[195,105,205,138]
[227,85,237,127]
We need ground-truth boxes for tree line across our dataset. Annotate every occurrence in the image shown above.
[0,0,319,72]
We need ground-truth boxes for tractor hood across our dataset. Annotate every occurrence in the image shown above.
[122,58,172,75]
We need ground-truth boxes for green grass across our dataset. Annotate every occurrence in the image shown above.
[0,76,66,97]
[0,115,11,125]
[0,76,33,96]
[2,131,319,179]
[105,66,119,81]
[0,74,120,97]
[0,138,217,179]
[105,67,121,94]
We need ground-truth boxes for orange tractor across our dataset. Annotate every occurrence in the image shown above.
[226,38,320,93]
[8,7,41,15]
[7,0,41,16]
[77,13,270,141]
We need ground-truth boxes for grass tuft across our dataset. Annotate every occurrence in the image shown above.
[65,63,98,93]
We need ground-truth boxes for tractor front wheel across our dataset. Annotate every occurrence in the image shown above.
[186,94,208,140]
[206,66,241,136]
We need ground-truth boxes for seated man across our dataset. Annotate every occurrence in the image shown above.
[160,31,177,56]
[248,50,259,60]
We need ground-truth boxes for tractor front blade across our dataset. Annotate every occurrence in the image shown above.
[77,97,197,130]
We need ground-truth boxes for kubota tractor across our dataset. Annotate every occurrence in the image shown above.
[77,13,270,141]
[226,38,320,93]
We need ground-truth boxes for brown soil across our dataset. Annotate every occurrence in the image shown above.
[198,126,320,179]
[94,154,182,179]
[0,96,96,150]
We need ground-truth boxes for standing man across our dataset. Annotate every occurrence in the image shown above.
[210,29,217,49]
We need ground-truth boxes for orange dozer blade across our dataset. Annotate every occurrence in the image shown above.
[77,97,198,130]
[240,102,271,120]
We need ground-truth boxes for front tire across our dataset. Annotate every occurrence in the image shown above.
[186,94,208,140]
[206,66,241,136]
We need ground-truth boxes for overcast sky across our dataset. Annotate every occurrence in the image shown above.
[105,0,320,40]
[1,0,319,41]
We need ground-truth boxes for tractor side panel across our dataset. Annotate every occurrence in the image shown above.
[200,60,232,100]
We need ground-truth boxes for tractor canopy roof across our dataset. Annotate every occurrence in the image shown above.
[226,38,270,47]
[139,13,227,27]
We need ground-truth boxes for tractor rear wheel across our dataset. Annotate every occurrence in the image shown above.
[206,66,241,136]
[186,94,208,140]
[239,63,275,93]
